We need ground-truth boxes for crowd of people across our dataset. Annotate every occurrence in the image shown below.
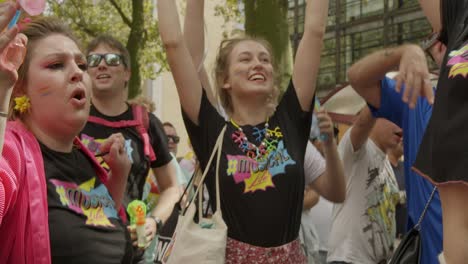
[0,0,467,263]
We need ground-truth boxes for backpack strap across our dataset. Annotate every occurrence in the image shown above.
[88,116,141,128]
[132,105,157,162]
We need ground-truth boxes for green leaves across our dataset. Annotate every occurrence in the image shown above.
[47,0,168,99]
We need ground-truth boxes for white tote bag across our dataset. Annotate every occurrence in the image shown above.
[163,126,227,264]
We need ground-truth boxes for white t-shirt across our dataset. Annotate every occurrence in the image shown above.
[304,141,326,185]
[301,142,326,263]
[308,195,333,252]
[327,130,399,264]
[303,142,334,252]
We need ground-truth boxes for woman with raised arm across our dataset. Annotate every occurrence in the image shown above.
[413,1,468,263]
[158,0,331,262]
[0,5,132,263]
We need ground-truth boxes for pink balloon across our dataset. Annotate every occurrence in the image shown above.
[18,0,45,16]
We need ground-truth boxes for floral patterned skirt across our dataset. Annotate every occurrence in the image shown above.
[225,237,307,264]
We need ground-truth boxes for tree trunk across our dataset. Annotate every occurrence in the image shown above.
[126,0,145,99]
[244,0,293,92]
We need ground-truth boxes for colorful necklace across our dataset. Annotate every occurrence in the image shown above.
[230,118,271,160]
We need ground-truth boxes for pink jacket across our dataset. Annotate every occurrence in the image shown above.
[0,121,126,264]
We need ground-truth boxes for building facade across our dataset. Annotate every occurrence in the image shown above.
[288,0,433,96]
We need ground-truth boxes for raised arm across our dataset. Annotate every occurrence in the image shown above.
[0,2,26,153]
[418,0,441,31]
[348,44,433,109]
[292,0,329,111]
[183,0,205,74]
[303,186,320,210]
[157,0,202,124]
[183,0,217,107]
[309,110,345,203]
[350,106,375,152]
[99,133,131,210]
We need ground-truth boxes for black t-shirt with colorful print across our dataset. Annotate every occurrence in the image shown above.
[183,80,312,247]
[80,104,172,207]
[41,143,132,264]
[414,0,468,182]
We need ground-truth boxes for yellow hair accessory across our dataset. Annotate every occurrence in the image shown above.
[14,95,31,113]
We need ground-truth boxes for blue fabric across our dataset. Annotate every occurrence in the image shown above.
[368,77,442,264]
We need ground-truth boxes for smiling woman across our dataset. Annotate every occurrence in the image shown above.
[157,0,331,263]
[214,37,279,117]
[0,11,133,264]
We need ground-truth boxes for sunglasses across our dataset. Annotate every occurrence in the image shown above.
[167,135,180,144]
[87,53,125,68]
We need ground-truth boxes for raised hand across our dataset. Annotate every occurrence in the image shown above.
[394,45,434,108]
[316,109,334,145]
[99,133,131,177]
[0,1,27,89]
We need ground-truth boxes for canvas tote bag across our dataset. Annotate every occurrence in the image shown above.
[163,126,227,264]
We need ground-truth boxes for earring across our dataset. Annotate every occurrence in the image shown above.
[14,95,31,113]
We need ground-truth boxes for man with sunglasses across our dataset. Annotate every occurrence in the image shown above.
[80,35,180,263]
[162,122,180,156]
[347,38,446,264]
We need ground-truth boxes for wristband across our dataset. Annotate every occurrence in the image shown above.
[421,32,440,51]
[148,215,163,234]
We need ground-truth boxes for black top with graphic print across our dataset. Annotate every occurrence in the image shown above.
[183,80,313,247]
[414,0,468,183]
[80,104,172,207]
[41,143,133,264]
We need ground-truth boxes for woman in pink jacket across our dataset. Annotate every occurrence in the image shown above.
[0,3,132,264]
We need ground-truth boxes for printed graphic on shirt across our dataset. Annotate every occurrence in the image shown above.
[81,134,134,170]
[50,177,119,227]
[227,126,296,194]
[447,42,468,78]
[362,166,400,258]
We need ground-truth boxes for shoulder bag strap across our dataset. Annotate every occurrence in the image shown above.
[415,186,437,231]
[181,125,227,215]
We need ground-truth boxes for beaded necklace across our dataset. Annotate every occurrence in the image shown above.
[230,118,271,160]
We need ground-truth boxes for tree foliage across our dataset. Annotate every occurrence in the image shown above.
[47,0,167,99]
[244,0,292,90]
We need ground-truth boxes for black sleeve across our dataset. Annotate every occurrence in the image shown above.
[182,90,225,170]
[275,79,314,142]
[148,113,172,168]
[440,0,468,49]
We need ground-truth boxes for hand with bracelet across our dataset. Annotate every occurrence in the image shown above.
[128,214,163,248]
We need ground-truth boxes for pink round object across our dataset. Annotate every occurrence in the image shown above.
[18,0,45,16]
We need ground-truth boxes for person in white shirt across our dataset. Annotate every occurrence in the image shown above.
[300,112,345,264]
[328,106,401,264]
[304,114,335,264]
